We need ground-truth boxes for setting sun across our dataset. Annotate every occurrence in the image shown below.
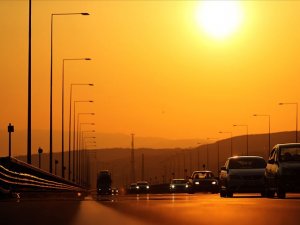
[196,1,244,39]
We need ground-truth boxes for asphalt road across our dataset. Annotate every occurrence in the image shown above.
[0,193,300,225]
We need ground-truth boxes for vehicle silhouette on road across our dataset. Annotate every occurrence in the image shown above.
[97,170,112,195]
[169,179,189,193]
[265,143,300,198]
[219,156,266,197]
[188,171,218,194]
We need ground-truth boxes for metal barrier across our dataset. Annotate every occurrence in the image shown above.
[0,157,86,197]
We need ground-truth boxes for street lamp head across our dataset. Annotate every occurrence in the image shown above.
[253,114,257,116]
[81,13,90,16]
[85,58,92,60]
[279,103,284,105]
[89,101,94,103]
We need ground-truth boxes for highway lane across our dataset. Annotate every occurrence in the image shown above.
[0,193,300,225]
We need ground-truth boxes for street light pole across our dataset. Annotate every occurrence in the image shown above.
[233,124,248,156]
[27,0,32,164]
[253,114,271,156]
[50,12,89,174]
[62,59,91,180]
[279,102,298,143]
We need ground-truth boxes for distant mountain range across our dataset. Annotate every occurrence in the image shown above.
[0,130,204,157]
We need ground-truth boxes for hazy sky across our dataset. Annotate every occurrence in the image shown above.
[0,0,300,152]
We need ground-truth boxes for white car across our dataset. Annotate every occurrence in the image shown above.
[219,156,266,197]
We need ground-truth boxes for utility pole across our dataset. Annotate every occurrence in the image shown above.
[131,133,135,183]
[141,153,145,181]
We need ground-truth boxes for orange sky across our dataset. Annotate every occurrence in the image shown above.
[0,0,300,153]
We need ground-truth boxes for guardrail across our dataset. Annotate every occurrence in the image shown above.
[0,157,86,198]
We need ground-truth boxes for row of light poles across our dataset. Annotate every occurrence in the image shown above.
[49,12,95,184]
[200,102,298,171]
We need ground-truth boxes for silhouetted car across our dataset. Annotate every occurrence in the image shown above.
[188,171,218,193]
[97,170,112,195]
[219,156,266,197]
[265,143,300,198]
[169,179,189,193]
[136,181,150,193]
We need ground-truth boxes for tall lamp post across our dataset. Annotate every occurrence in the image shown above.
[62,58,91,179]
[279,102,298,143]
[253,114,271,156]
[69,84,93,180]
[72,101,93,181]
[219,131,233,157]
[49,12,89,174]
[28,0,32,164]
[38,147,43,169]
[233,124,248,156]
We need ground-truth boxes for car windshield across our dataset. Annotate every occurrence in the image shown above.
[279,146,300,162]
[172,179,187,184]
[228,158,266,169]
[193,172,213,179]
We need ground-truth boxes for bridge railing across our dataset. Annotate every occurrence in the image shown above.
[0,157,85,197]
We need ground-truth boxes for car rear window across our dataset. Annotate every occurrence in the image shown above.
[228,158,266,169]
[280,146,300,162]
[172,179,187,184]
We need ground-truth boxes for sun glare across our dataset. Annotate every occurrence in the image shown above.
[196,1,244,39]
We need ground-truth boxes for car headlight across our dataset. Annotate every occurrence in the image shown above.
[146,186,150,189]
[212,181,217,185]
[185,184,189,188]
[195,181,200,185]
[136,186,140,189]
[171,184,175,189]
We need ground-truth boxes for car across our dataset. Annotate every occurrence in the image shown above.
[135,181,150,193]
[219,156,266,197]
[265,143,300,198]
[169,179,189,193]
[97,170,112,195]
[188,171,218,193]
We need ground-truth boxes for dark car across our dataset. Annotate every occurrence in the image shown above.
[219,156,266,197]
[135,181,150,193]
[188,171,218,193]
[97,170,112,195]
[265,143,300,198]
[169,179,189,193]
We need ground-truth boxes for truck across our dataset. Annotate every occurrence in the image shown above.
[97,170,112,195]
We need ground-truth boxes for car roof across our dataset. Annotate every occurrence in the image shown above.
[275,143,300,148]
[136,181,149,184]
[192,170,213,173]
[228,156,264,159]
